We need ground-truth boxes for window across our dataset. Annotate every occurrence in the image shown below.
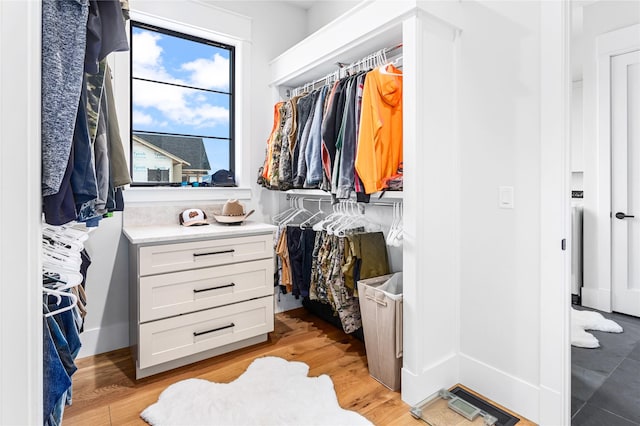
[130,22,235,186]
[147,168,169,182]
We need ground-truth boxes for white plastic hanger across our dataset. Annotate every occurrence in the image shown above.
[43,287,78,318]
[300,199,326,229]
[272,197,298,224]
[280,198,314,226]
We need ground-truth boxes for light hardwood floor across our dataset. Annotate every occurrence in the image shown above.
[64,308,533,425]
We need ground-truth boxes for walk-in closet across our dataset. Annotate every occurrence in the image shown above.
[1,1,572,425]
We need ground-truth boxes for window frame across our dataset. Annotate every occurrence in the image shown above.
[129,20,236,187]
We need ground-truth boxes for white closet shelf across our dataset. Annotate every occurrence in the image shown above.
[283,188,404,201]
[269,1,462,89]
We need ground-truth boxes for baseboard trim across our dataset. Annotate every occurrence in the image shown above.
[401,353,459,407]
[459,353,540,423]
[581,287,611,312]
[77,322,130,359]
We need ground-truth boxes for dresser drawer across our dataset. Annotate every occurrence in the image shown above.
[139,259,274,322]
[139,233,273,276]
[138,296,273,369]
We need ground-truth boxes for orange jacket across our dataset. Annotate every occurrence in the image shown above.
[355,65,403,194]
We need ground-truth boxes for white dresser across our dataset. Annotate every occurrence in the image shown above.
[124,222,276,379]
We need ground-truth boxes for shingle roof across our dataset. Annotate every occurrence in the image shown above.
[133,133,211,171]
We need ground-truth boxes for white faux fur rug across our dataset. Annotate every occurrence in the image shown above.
[141,356,373,426]
[571,307,623,348]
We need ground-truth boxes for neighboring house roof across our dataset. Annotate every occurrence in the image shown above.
[133,132,211,172]
[132,135,191,166]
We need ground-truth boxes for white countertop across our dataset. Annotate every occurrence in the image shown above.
[123,221,277,245]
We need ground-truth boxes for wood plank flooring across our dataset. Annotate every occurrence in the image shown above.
[64,308,533,425]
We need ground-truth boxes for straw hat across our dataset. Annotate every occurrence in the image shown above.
[212,199,254,224]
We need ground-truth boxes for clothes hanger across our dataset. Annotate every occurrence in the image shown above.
[378,55,403,76]
[273,196,297,223]
[326,201,357,235]
[43,269,83,291]
[386,202,403,247]
[275,197,304,225]
[300,198,326,229]
[281,198,314,226]
[43,287,78,318]
[42,223,90,243]
[313,201,341,232]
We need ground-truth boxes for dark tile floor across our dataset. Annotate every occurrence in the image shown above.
[572,306,640,425]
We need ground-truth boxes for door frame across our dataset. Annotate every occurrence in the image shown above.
[539,2,572,424]
[0,1,43,424]
[587,24,640,312]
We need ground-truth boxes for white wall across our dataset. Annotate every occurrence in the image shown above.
[78,0,308,358]
[306,1,361,35]
[580,0,640,311]
[457,0,543,418]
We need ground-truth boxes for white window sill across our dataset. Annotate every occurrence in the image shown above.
[123,186,252,205]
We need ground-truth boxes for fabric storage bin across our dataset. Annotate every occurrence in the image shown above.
[357,272,403,390]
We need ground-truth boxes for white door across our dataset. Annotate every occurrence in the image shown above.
[611,49,640,317]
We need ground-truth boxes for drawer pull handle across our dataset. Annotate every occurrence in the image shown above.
[193,283,235,293]
[193,323,235,337]
[193,249,235,257]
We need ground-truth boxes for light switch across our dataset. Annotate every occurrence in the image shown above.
[499,186,514,209]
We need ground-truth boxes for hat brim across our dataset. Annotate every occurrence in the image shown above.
[181,220,210,226]
[212,215,246,224]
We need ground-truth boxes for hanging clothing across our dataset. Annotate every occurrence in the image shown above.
[292,92,316,182]
[353,72,370,202]
[268,102,287,188]
[104,65,131,187]
[275,230,292,293]
[343,231,390,292]
[355,64,403,194]
[293,91,319,188]
[42,313,72,426]
[85,0,129,74]
[277,99,296,191]
[321,79,347,188]
[285,226,316,297]
[335,75,360,199]
[259,57,403,197]
[259,102,283,187]
[277,228,390,334]
[41,0,89,197]
[304,85,328,188]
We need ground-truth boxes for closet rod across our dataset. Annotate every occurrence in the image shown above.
[288,43,403,97]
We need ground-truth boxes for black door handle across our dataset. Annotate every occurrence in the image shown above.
[615,212,635,220]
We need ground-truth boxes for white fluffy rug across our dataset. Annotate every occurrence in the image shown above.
[141,356,373,426]
[571,308,623,348]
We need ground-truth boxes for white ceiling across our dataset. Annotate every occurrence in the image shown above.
[280,0,317,10]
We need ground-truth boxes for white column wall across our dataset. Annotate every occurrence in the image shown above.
[401,9,460,406]
[457,1,545,421]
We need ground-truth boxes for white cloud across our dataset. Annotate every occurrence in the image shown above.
[182,53,229,91]
[132,110,156,126]
[132,29,230,132]
[133,80,228,130]
[132,31,179,83]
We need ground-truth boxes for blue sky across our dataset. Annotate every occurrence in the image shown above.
[132,26,233,174]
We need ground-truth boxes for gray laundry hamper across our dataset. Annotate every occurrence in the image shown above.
[357,272,403,391]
